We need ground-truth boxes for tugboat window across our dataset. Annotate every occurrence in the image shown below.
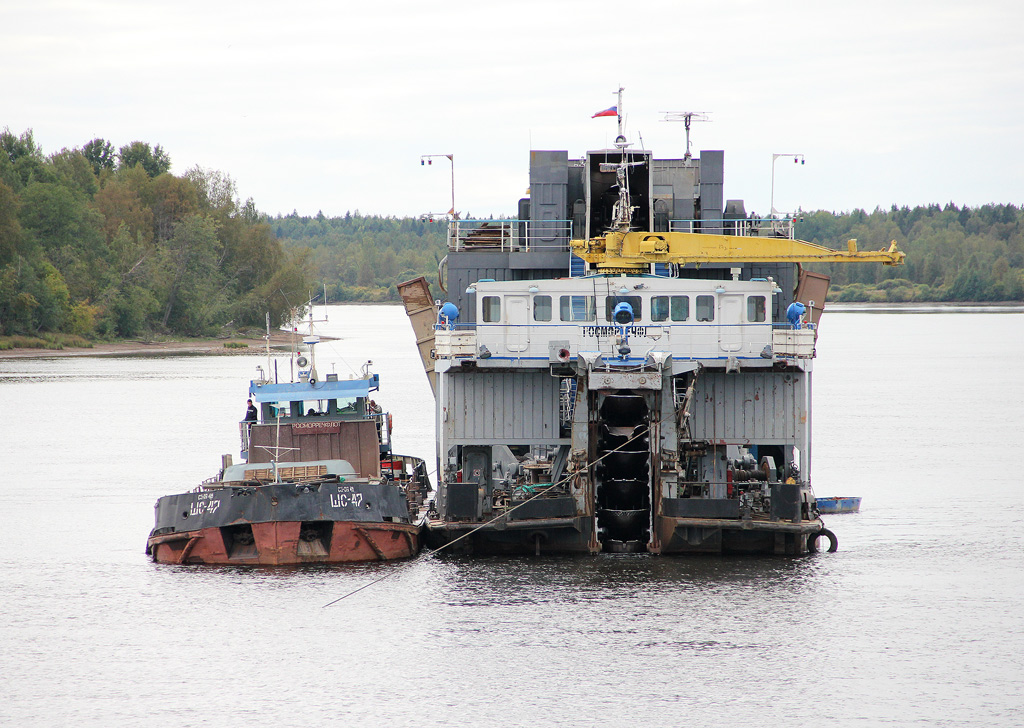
[605,295,641,322]
[482,296,501,322]
[747,295,767,322]
[696,295,715,322]
[533,295,552,321]
[559,295,596,321]
[670,295,689,321]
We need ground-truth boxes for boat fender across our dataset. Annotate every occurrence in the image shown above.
[807,528,838,553]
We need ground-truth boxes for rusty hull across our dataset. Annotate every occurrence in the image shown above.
[147,520,420,565]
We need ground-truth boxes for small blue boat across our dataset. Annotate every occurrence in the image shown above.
[816,496,861,514]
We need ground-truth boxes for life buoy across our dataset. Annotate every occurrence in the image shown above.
[807,528,838,553]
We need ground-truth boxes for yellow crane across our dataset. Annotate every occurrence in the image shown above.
[571,230,905,274]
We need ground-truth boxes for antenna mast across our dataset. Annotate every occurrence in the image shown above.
[662,111,709,160]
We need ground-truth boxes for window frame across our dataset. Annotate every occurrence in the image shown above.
[747,295,767,323]
[559,295,597,322]
[533,295,552,322]
[695,294,715,322]
[481,295,501,323]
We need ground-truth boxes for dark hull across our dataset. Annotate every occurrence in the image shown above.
[147,480,421,564]
[655,516,824,555]
[424,513,825,556]
[425,516,595,555]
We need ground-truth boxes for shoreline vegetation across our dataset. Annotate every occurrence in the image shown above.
[1,129,311,344]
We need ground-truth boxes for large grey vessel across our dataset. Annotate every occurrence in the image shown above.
[400,92,902,555]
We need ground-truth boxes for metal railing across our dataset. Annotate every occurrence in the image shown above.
[448,219,573,252]
[447,217,801,249]
[670,217,796,239]
[239,421,252,455]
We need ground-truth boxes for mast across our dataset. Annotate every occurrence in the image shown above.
[610,86,634,232]
[616,86,625,140]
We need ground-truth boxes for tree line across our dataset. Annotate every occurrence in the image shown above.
[796,204,1024,302]
[271,211,446,303]
[0,128,310,341]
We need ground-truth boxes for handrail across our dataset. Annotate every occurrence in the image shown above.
[448,219,573,252]
[670,217,796,239]
[771,321,817,331]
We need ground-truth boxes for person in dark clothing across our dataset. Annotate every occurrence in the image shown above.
[245,399,258,422]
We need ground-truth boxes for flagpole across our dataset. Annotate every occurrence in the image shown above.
[617,86,624,139]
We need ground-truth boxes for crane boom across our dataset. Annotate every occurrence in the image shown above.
[571,231,905,272]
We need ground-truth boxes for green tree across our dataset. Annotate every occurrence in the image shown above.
[48,148,99,197]
[18,181,109,299]
[158,214,227,334]
[0,180,22,264]
[118,141,171,177]
[0,127,48,189]
[1,127,42,164]
[148,173,198,241]
[83,138,116,176]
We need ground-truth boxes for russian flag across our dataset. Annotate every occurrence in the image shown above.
[592,106,617,118]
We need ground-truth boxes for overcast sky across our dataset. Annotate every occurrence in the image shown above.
[4,0,1022,221]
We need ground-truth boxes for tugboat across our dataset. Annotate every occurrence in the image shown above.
[399,89,902,555]
[146,314,431,565]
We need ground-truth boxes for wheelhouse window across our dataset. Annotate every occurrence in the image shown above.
[559,295,596,322]
[671,295,689,321]
[747,295,767,322]
[482,295,501,322]
[695,295,715,322]
[604,295,642,322]
[651,295,689,322]
[651,296,669,322]
[533,295,552,322]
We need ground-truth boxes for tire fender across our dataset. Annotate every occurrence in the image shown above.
[807,528,838,553]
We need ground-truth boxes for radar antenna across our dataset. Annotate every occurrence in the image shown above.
[661,111,710,160]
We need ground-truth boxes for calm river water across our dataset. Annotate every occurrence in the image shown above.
[2,305,1022,727]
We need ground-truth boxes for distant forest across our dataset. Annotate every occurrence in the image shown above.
[0,128,310,342]
[796,204,1024,302]
[271,212,445,303]
[275,203,1024,304]
[3,125,1021,347]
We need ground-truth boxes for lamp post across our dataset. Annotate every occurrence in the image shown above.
[770,153,805,215]
[420,154,455,217]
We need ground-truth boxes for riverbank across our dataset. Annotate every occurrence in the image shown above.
[827,301,1024,313]
[0,331,304,359]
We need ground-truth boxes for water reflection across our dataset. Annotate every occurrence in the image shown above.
[420,552,830,606]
